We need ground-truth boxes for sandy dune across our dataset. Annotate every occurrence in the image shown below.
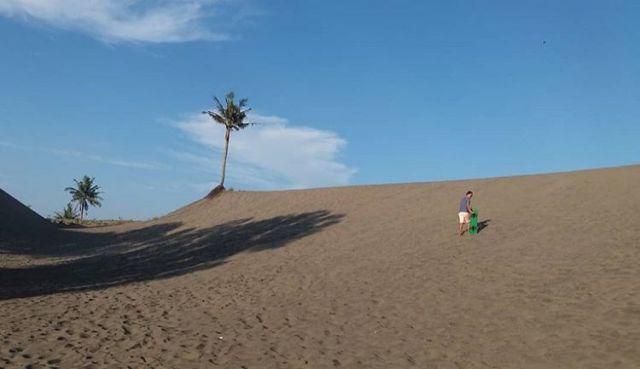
[0,189,57,244]
[1,165,639,368]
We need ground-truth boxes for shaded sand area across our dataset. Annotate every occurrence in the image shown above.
[1,166,639,368]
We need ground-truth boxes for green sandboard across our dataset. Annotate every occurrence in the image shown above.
[469,208,479,235]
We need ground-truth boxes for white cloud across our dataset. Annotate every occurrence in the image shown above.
[0,0,231,43]
[51,148,164,170]
[0,140,163,170]
[175,113,356,189]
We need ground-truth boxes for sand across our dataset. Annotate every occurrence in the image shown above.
[1,165,639,368]
[0,189,56,245]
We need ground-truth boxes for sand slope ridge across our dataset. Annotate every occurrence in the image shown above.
[1,165,639,368]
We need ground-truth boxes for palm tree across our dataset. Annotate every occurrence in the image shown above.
[202,91,253,196]
[53,203,79,223]
[65,175,103,224]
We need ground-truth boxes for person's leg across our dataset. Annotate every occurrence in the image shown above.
[458,213,465,235]
[459,213,470,236]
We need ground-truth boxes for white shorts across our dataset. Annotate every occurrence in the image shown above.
[458,212,470,224]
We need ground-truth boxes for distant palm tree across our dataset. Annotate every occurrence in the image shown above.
[65,175,103,224]
[53,203,78,222]
[202,91,253,196]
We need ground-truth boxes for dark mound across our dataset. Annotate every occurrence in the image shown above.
[0,188,57,247]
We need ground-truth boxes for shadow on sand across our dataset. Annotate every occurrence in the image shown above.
[477,219,491,234]
[0,210,344,300]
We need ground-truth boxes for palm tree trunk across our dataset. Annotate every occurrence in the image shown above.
[220,128,231,188]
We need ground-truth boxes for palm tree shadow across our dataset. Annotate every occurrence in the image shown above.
[0,210,344,300]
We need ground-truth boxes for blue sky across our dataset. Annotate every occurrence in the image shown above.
[1,0,638,219]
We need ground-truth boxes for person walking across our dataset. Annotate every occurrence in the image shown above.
[458,191,474,236]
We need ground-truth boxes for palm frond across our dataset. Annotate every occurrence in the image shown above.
[213,96,224,113]
[204,111,228,125]
[225,91,235,106]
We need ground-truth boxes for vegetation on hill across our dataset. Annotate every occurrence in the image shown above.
[64,175,103,224]
[202,91,253,197]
